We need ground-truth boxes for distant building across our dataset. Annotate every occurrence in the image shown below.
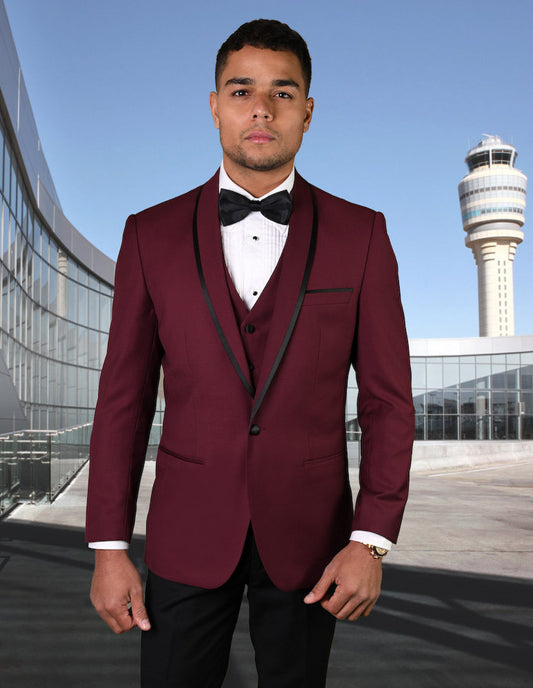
[458,135,527,337]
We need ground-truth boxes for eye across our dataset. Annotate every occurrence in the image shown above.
[231,89,249,97]
[275,91,292,99]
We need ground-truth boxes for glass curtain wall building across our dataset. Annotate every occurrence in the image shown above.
[0,110,113,432]
[0,1,117,435]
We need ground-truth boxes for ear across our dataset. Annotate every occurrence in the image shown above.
[303,97,314,133]
[209,91,220,129]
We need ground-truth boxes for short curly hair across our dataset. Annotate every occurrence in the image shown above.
[215,19,312,96]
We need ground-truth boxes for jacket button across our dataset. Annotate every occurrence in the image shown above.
[249,363,254,371]
[249,424,261,436]
[244,324,256,334]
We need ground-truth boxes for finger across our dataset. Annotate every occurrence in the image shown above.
[98,606,135,634]
[347,598,378,621]
[361,599,378,617]
[130,589,151,631]
[115,604,137,632]
[323,586,379,619]
[319,585,353,616]
[99,611,123,634]
[303,572,334,604]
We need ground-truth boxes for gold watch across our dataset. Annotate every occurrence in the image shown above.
[364,544,388,559]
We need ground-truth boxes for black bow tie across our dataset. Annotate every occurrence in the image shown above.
[218,188,292,227]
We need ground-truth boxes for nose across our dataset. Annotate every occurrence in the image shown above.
[252,94,272,120]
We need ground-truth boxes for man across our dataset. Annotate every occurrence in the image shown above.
[86,19,414,688]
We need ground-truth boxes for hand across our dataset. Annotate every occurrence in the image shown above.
[90,549,151,634]
[303,541,382,620]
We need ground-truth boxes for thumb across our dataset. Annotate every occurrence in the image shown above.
[130,590,151,631]
[304,571,333,604]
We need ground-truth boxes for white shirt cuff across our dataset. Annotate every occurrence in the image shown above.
[88,540,129,550]
[350,530,393,550]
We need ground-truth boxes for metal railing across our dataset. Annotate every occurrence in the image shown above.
[0,423,92,515]
[0,422,164,516]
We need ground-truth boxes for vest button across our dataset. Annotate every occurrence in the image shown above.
[249,424,261,436]
[245,324,256,334]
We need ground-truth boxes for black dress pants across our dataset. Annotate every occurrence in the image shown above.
[141,528,336,687]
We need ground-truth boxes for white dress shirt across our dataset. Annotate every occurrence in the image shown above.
[89,165,392,552]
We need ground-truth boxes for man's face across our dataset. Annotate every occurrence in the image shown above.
[209,46,314,179]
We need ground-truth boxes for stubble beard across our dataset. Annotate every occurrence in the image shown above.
[223,145,295,172]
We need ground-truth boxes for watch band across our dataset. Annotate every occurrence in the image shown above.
[364,544,388,559]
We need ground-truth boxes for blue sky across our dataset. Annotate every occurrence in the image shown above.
[4,0,532,339]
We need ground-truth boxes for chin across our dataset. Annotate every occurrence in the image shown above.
[231,152,292,173]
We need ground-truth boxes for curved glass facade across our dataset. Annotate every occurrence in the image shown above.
[0,110,112,432]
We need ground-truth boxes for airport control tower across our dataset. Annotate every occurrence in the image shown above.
[458,135,527,336]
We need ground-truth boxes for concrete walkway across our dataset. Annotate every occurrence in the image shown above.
[1,460,532,686]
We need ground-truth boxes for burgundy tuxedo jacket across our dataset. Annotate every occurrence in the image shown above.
[85,170,414,591]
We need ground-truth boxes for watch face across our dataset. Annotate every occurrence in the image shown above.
[374,547,387,556]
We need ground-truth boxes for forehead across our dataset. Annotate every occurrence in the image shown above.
[220,45,304,85]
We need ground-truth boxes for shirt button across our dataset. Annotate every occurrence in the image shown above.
[252,235,259,241]
[252,290,258,296]
[244,324,256,334]
[249,424,261,436]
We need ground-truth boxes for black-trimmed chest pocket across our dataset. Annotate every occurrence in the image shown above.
[302,288,353,306]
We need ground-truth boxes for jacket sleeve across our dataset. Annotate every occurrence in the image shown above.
[351,211,414,543]
[85,214,162,543]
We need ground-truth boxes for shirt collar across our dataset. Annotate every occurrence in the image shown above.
[219,162,295,201]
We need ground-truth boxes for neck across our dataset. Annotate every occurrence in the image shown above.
[222,157,293,197]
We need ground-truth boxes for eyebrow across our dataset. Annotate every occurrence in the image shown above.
[224,77,300,89]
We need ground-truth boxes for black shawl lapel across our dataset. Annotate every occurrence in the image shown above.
[193,171,254,396]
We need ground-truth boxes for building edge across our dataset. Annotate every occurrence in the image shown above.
[408,334,533,357]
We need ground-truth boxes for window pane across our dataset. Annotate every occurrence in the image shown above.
[412,390,425,414]
[460,390,476,414]
[88,289,99,329]
[78,285,88,326]
[506,368,519,389]
[427,414,443,439]
[443,390,458,414]
[520,366,533,390]
[459,363,476,388]
[522,392,533,414]
[411,360,426,388]
[427,390,443,414]
[460,415,476,439]
[414,415,425,440]
[443,362,459,388]
[444,415,458,440]
[492,367,506,389]
[427,362,442,389]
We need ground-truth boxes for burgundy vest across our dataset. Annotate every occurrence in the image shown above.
[224,257,283,391]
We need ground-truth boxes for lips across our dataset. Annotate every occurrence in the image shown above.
[246,130,275,143]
